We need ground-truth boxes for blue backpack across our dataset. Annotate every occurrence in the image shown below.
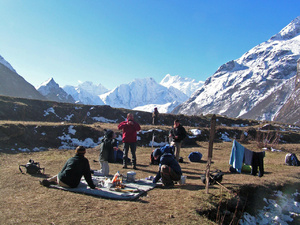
[188,151,202,162]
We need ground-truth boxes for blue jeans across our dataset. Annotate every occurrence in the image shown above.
[123,142,136,167]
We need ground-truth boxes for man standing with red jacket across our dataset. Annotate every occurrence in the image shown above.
[118,113,141,169]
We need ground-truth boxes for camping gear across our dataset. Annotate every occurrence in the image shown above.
[127,171,136,182]
[201,170,224,185]
[179,175,187,185]
[285,153,300,166]
[19,159,45,175]
[188,151,202,162]
[47,176,156,201]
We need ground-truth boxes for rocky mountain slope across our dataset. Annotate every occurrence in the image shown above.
[173,16,300,125]
[0,55,46,101]
[1,95,300,152]
[273,58,300,124]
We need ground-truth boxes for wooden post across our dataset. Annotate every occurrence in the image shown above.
[205,114,217,194]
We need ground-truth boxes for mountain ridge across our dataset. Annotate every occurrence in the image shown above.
[173,16,300,124]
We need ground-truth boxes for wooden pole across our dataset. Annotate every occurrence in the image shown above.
[205,114,217,194]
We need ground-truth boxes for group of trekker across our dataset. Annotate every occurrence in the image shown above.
[41,112,187,189]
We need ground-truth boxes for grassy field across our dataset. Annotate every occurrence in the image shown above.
[0,141,299,224]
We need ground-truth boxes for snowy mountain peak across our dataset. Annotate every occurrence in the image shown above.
[0,55,16,73]
[100,77,188,112]
[37,77,58,90]
[37,78,75,103]
[160,74,204,96]
[76,81,109,95]
[271,16,300,40]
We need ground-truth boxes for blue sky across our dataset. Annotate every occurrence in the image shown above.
[0,0,299,90]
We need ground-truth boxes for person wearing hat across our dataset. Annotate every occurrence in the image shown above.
[169,119,187,162]
[152,148,182,188]
[98,129,119,176]
[118,113,141,169]
[40,146,99,190]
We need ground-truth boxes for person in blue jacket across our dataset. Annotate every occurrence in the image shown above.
[152,148,182,188]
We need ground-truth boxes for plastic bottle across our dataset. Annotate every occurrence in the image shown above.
[112,171,120,183]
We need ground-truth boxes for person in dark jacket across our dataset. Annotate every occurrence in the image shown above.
[99,129,118,176]
[152,148,182,188]
[152,107,159,125]
[118,113,141,169]
[169,119,187,162]
[40,146,99,190]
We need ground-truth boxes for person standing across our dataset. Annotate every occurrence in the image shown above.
[169,119,187,162]
[99,129,119,176]
[118,113,141,169]
[152,107,159,125]
[152,148,182,188]
[40,146,99,190]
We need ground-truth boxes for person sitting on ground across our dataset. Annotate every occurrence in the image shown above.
[99,129,119,176]
[152,148,182,188]
[40,146,99,190]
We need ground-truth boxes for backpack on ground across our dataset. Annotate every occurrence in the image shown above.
[114,149,131,164]
[188,151,202,162]
[200,170,224,185]
[285,153,300,166]
[19,159,45,175]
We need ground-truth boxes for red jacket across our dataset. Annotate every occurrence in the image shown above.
[118,119,141,143]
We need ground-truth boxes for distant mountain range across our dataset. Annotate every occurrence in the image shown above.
[0,16,300,125]
[34,75,202,113]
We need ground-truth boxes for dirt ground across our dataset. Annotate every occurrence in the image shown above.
[0,141,299,224]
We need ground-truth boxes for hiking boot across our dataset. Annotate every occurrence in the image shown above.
[133,165,137,170]
[40,179,51,187]
[163,182,174,189]
[122,165,127,169]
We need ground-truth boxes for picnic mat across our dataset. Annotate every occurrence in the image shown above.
[48,175,156,201]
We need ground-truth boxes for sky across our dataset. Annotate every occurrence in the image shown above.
[0,0,300,90]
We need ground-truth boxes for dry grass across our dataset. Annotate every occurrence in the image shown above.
[0,141,299,225]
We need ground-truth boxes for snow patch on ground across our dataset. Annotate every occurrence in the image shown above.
[240,190,300,225]
[92,117,117,123]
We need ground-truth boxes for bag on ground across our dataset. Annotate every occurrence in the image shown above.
[188,151,202,162]
[19,159,45,174]
[285,153,300,166]
[201,170,224,185]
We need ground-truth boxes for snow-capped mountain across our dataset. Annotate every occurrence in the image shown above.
[63,81,108,105]
[100,77,188,111]
[173,16,300,123]
[36,78,75,103]
[273,58,300,125]
[0,55,46,101]
[160,74,204,96]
